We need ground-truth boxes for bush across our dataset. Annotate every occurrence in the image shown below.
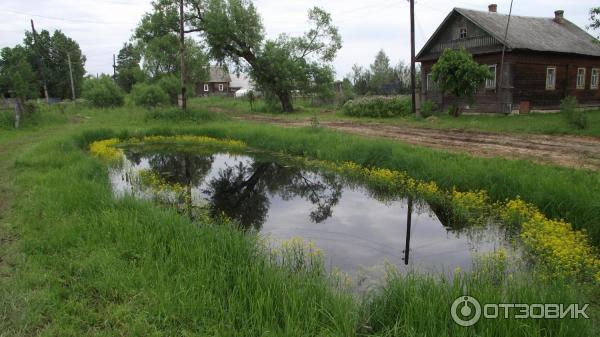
[561,96,588,129]
[420,100,439,118]
[130,83,169,108]
[157,75,180,105]
[82,76,125,108]
[0,108,14,129]
[342,96,412,118]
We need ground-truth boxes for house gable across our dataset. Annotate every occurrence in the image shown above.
[417,10,503,61]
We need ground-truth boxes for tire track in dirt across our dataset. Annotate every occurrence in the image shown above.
[236,115,600,170]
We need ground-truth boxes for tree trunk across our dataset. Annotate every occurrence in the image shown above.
[14,98,23,129]
[277,91,294,113]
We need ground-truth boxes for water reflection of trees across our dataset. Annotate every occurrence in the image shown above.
[204,161,343,230]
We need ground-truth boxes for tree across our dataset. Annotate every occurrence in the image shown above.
[589,7,600,39]
[24,29,86,99]
[115,43,145,92]
[133,2,208,84]
[0,46,39,128]
[431,48,492,117]
[176,0,341,112]
[369,50,394,94]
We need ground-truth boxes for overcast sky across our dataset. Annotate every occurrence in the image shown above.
[0,0,597,79]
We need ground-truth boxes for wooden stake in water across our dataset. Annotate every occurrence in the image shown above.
[404,197,413,265]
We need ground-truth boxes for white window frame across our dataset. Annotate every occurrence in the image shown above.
[203,84,209,92]
[546,67,556,90]
[486,64,497,89]
[458,27,467,39]
[591,68,599,89]
[218,84,224,92]
[577,68,586,90]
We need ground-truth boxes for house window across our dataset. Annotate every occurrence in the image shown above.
[204,84,209,92]
[426,73,434,91]
[486,65,497,89]
[577,68,586,90]
[591,68,599,89]
[546,67,556,90]
[458,27,468,39]
[218,84,224,92]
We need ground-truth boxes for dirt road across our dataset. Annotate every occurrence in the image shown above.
[237,115,600,170]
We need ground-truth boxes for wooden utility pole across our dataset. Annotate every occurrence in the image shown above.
[31,20,49,103]
[403,197,413,265]
[179,0,187,110]
[67,53,76,101]
[409,0,419,118]
[113,54,117,78]
[498,0,514,113]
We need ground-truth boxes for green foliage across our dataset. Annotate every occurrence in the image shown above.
[561,96,588,129]
[23,29,86,99]
[195,2,341,112]
[133,2,208,83]
[350,54,415,96]
[130,82,169,107]
[157,74,180,105]
[0,46,39,100]
[589,7,600,39]
[420,100,439,118]
[431,49,492,116]
[342,96,411,118]
[114,42,146,92]
[82,76,125,107]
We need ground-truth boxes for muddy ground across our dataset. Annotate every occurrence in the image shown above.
[237,115,600,170]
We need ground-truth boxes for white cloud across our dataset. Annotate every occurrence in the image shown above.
[0,0,596,78]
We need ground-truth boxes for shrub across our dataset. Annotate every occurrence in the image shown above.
[561,96,588,129]
[420,100,439,118]
[130,83,169,108]
[0,108,14,129]
[82,76,125,108]
[342,96,411,118]
[157,75,180,105]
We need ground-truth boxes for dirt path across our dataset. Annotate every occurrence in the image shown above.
[237,115,600,170]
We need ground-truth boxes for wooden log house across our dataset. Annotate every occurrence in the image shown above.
[417,4,600,114]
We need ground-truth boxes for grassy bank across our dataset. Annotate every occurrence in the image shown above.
[1,131,596,336]
[75,121,600,246]
[193,96,600,137]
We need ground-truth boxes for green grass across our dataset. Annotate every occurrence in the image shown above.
[189,96,600,137]
[0,102,599,336]
[1,132,596,336]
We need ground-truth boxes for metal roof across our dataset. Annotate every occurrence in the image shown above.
[418,8,600,59]
[208,66,231,83]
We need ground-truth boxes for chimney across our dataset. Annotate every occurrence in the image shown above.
[488,4,497,13]
[554,10,564,24]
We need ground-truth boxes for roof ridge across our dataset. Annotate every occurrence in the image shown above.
[454,7,556,21]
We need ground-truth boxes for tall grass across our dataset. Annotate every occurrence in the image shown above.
[1,133,595,336]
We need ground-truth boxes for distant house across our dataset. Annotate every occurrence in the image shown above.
[196,67,231,96]
[196,66,254,97]
[417,4,600,113]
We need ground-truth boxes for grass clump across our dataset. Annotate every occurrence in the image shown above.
[146,106,226,122]
[343,96,411,118]
[561,96,588,129]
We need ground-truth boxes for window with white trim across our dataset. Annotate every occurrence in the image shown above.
[591,68,599,89]
[426,73,434,91]
[486,64,497,89]
[458,27,467,39]
[204,84,209,92]
[577,68,586,90]
[218,84,224,92]
[546,67,556,90]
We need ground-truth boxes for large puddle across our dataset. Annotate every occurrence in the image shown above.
[109,147,512,278]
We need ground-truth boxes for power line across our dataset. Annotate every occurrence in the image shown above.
[0,8,136,25]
